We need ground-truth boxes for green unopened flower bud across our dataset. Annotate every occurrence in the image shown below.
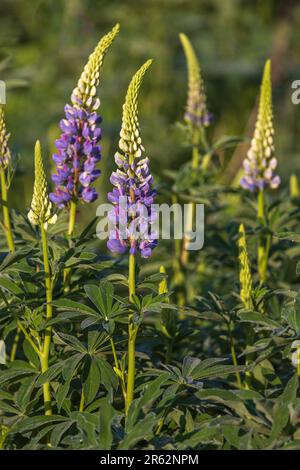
[72,23,120,110]
[238,224,252,310]
[0,106,11,168]
[118,59,152,162]
[28,140,57,230]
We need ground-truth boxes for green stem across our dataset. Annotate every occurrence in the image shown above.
[110,337,126,401]
[0,169,21,361]
[16,320,40,356]
[257,189,270,283]
[40,224,53,416]
[79,388,85,412]
[125,253,136,416]
[68,200,77,237]
[0,168,14,252]
[64,200,77,291]
[297,346,300,377]
[165,340,173,363]
[180,144,199,268]
[228,323,242,389]
[9,328,20,362]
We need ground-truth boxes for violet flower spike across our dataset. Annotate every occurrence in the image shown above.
[50,24,120,208]
[107,60,157,259]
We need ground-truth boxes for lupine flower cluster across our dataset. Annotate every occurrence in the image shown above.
[28,141,57,229]
[107,60,157,258]
[179,33,212,130]
[50,24,119,208]
[0,107,11,168]
[240,60,280,192]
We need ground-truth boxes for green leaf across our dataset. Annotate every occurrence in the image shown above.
[52,299,98,316]
[118,413,157,450]
[99,397,116,450]
[0,276,23,295]
[274,231,300,243]
[50,420,73,448]
[237,310,280,329]
[84,282,114,319]
[83,358,101,405]
[12,415,68,434]
[269,374,298,442]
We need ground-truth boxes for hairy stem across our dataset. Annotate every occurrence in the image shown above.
[64,200,77,291]
[180,145,199,267]
[257,189,270,283]
[0,167,22,362]
[0,167,14,252]
[125,253,136,416]
[228,323,242,389]
[79,388,85,412]
[68,200,77,237]
[40,224,53,416]
[110,337,126,401]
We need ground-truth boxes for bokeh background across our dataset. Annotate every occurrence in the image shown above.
[1,0,300,222]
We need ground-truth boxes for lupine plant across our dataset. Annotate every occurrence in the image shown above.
[1,25,300,452]
[241,60,280,283]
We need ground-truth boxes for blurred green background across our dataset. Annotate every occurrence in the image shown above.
[1,0,300,222]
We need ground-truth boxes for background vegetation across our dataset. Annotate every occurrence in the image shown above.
[1,0,300,217]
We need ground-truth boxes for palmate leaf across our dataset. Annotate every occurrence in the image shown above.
[0,362,38,387]
[12,415,69,433]
[269,374,298,443]
[0,276,23,295]
[52,298,98,317]
[83,282,126,324]
[82,357,101,405]
[274,231,300,243]
[0,248,34,273]
[126,373,171,432]
[98,397,116,450]
[237,310,281,329]
[175,425,218,449]
[118,413,157,450]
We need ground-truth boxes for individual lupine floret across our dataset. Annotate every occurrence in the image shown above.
[238,224,252,310]
[50,24,120,208]
[0,106,11,168]
[28,141,57,229]
[240,60,280,192]
[179,33,212,130]
[107,60,157,258]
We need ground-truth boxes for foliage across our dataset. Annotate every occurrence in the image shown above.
[1,0,300,452]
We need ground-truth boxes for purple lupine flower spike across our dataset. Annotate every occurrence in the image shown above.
[107,60,157,259]
[179,33,212,129]
[240,60,280,192]
[50,24,120,208]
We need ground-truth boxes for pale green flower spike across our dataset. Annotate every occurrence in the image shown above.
[28,141,57,230]
[238,224,253,310]
[0,106,11,168]
[290,174,300,199]
[118,59,152,162]
[179,33,210,129]
[159,265,169,299]
[251,60,274,161]
[71,23,120,110]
